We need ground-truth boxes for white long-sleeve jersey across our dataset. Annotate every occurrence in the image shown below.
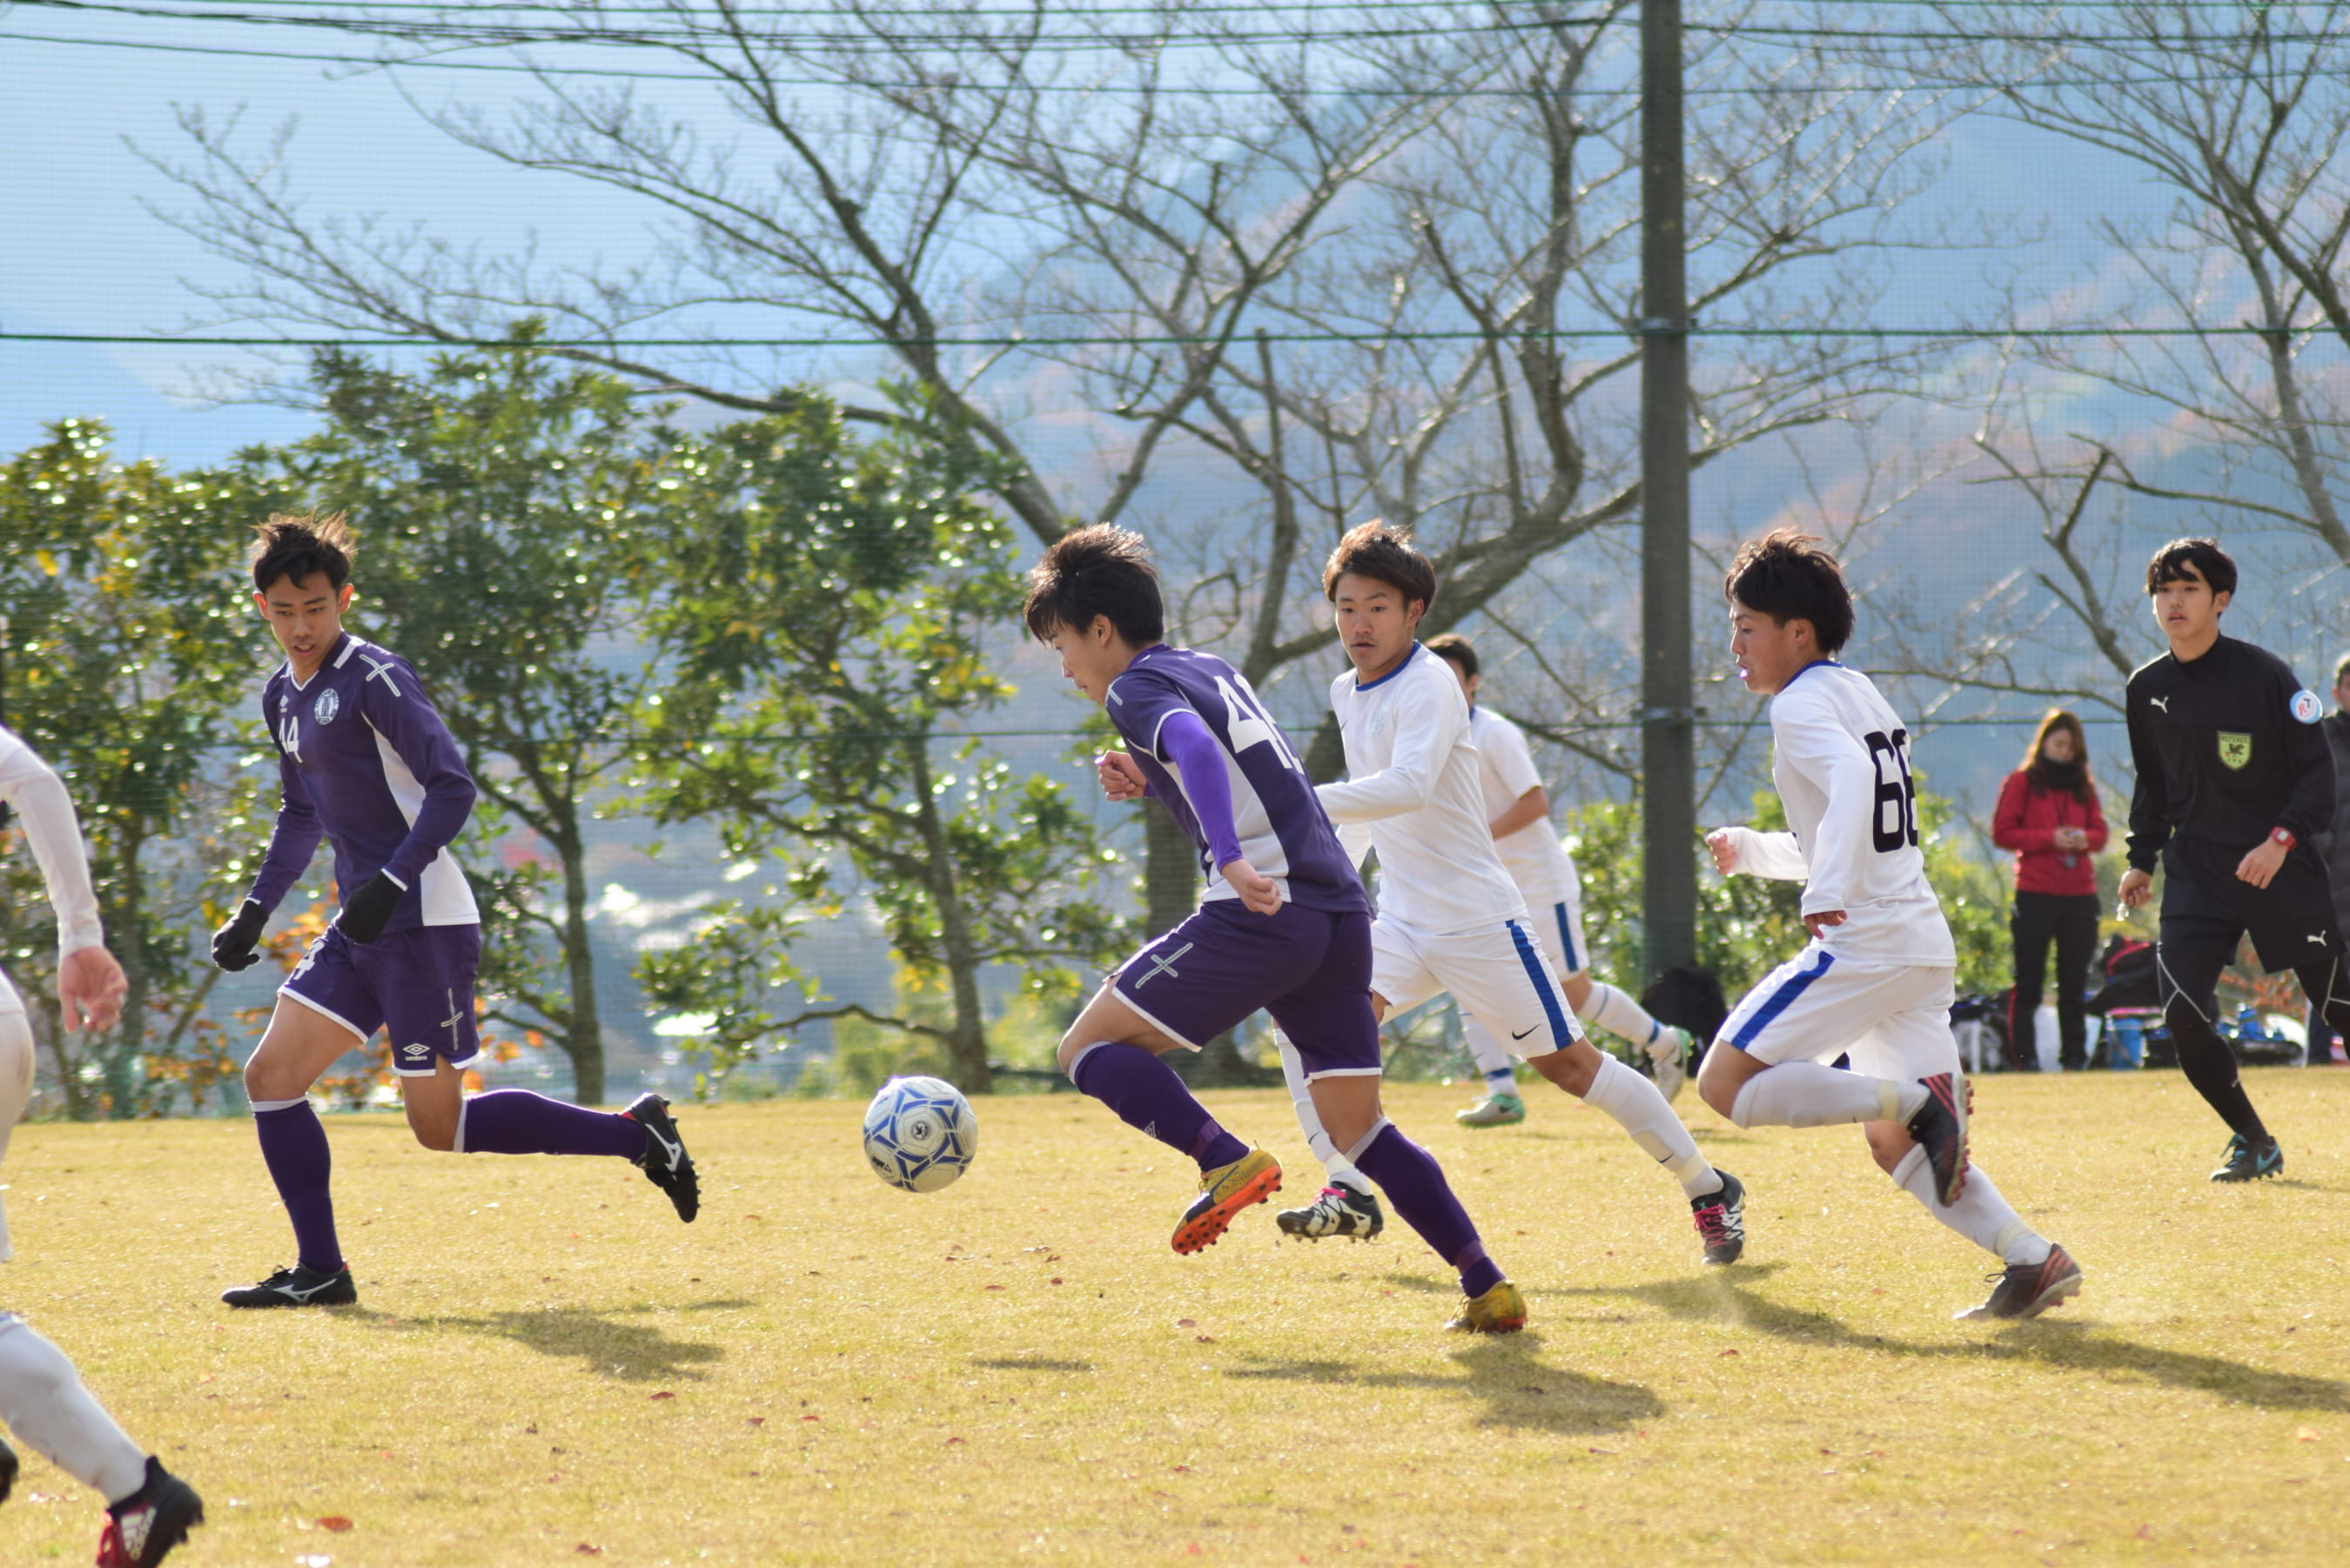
[1716,660,1954,966]
[1468,705,1581,909]
[1317,643,1527,935]
[0,722,106,963]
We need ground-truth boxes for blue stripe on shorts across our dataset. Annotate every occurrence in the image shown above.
[1507,920,1576,1052]
[1552,901,1580,972]
[1728,948,1836,1052]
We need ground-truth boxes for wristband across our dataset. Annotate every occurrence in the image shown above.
[2271,827,2297,851]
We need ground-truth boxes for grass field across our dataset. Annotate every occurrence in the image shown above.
[0,1069,2343,1566]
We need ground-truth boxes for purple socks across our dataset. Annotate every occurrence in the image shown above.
[253,1100,342,1274]
[1351,1122,1503,1298]
[459,1090,648,1158]
[1070,1042,1249,1171]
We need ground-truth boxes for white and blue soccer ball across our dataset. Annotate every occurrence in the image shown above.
[861,1075,977,1193]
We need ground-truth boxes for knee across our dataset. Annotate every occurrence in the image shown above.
[1863,1122,1911,1174]
[243,1055,292,1105]
[1055,1034,1088,1078]
[411,1116,457,1153]
[1695,1050,1742,1121]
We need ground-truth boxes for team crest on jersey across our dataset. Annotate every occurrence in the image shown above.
[2218,730,2253,770]
[2292,688,2324,724]
[312,688,340,725]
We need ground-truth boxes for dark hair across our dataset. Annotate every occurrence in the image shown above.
[1723,529,1854,655]
[1322,520,1436,614]
[1024,525,1165,647]
[2020,708,2094,802]
[2145,537,2237,599]
[1424,633,1479,680]
[251,511,355,593]
[2336,651,2350,685]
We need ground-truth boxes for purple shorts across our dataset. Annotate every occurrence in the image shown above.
[1113,901,1380,1078]
[282,923,484,1076]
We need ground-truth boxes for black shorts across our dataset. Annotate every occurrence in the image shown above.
[2158,841,2345,1003]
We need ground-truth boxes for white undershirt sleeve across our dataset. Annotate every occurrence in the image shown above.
[0,726,106,959]
[1721,826,1810,881]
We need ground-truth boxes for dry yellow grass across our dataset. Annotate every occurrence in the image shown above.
[0,1069,2343,1566]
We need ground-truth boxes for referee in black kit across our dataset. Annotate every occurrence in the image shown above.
[2120,538,2349,1182]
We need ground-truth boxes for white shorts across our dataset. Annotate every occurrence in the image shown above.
[1524,893,1589,978]
[1719,946,1959,1078]
[1373,916,1582,1061]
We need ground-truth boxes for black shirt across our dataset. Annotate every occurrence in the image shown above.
[2125,633,2333,871]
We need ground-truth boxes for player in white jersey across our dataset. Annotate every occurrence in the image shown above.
[1698,530,2082,1320]
[1421,634,1694,1125]
[0,725,205,1565]
[1272,525,1748,1266]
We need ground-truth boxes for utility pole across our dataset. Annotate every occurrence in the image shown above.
[1639,0,1696,980]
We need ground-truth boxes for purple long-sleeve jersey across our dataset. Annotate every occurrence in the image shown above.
[247,631,480,932]
[1106,645,1366,915]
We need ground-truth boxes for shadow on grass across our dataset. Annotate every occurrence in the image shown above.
[970,1357,1095,1373]
[376,1303,745,1384]
[1559,1270,2350,1412]
[1222,1341,1663,1435]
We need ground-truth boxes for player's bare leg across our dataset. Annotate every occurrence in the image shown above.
[1560,970,1691,1100]
[225,996,362,1307]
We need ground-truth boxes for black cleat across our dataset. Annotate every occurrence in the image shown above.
[1274,1183,1385,1242]
[2210,1131,2284,1183]
[221,1262,355,1309]
[97,1456,204,1568]
[1691,1169,1747,1265]
[1956,1243,2083,1321]
[626,1093,700,1222]
[0,1434,17,1504]
[1905,1071,1972,1205]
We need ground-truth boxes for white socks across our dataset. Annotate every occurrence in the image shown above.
[0,1009,32,1262]
[1577,982,1663,1049]
[0,1318,150,1503]
[1729,1062,1926,1129]
[1891,1146,2051,1265]
[1583,1054,1720,1198]
[1274,1032,1372,1195]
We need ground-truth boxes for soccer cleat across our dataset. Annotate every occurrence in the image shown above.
[1956,1243,2083,1322]
[1690,1169,1746,1265]
[1445,1279,1528,1334]
[1274,1183,1386,1242]
[0,1434,16,1505]
[1905,1071,1972,1205]
[1172,1147,1281,1254]
[220,1262,356,1309]
[625,1092,700,1222]
[96,1456,203,1567]
[2209,1131,2285,1183]
[1454,1092,1526,1128]
[1649,1026,1692,1102]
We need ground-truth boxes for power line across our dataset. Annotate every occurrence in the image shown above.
[3,325,2339,348]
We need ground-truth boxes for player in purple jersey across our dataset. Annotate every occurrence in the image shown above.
[207,514,701,1310]
[1023,526,1527,1331]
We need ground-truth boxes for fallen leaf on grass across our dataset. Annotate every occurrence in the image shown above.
[1051,1277,1064,1285]
[945,1437,966,1445]
[1176,1318,1196,1327]
[576,1545,604,1556]
[649,1391,675,1401]
[1718,1349,1740,1357]
[1195,1335,1215,1344]
[1171,1464,1191,1473]
[746,1417,766,1427]
[985,1284,1006,1291]
[315,1518,354,1532]
[802,1415,821,1423]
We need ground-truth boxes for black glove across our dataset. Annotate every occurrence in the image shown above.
[335,870,406,946]
[210,899,269,972]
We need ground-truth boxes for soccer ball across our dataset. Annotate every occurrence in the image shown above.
[861,1075,977,1193]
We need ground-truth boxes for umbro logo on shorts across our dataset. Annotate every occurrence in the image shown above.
[402,1042,430,1060]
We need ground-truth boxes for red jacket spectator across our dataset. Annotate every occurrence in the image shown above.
[1993,768,2107,896]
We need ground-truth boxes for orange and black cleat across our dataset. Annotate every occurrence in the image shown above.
[1172,1148,1282,1254]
